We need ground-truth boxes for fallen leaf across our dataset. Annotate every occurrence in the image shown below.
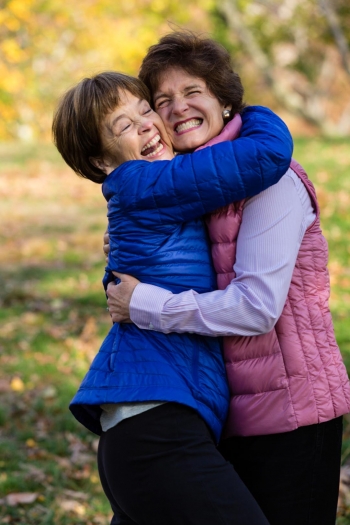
[6,492,38,506]
[91,439,99,453]
[41,385,57,399]
[25,438,37,448]
[62,489,88,501]
[59,499,86,515]
[71,452,94,466]
[10,377,25,392]
[90,473,99,484]
[53,455,71,469]
[0,379,11,392]
[22,464,46,483]
[69,465,91,480]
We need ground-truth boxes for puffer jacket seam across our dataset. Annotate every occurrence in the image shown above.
[232,385,290,396]
[292,163,339,417]
[309,229,338,417]
[294,247,332,419]
[313,243,350,413]
[310,213,350,411]
[225,349,281,364]
[270,302,298,426]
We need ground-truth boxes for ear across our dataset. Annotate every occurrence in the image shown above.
[89,156,116,176]
[224,103,233,112]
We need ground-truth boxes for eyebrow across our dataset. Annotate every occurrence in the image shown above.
[110,114,127,129]
[109,99,147,129]
[154,84,202,103]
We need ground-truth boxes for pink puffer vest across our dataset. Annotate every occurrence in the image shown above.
[204,118,350,437]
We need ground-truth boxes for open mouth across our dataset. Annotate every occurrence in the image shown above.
[141,134,165,158]
[175,118,203,134]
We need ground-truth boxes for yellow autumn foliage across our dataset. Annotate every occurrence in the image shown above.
[0,0,214,140]
[1,0,349,139]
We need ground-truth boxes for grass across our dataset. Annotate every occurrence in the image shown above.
[0,138,349,523]
[0,144,112,524]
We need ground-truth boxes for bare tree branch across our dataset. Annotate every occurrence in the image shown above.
[318,0,350,76]
[218,0,328,129]
[217,0,350,135]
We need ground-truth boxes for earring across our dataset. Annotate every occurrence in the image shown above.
[222,109,231,119]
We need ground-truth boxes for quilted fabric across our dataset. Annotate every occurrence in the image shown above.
[69,106,293,441]
[206,159,350,437]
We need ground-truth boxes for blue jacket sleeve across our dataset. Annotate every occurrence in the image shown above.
[105,106,293,224]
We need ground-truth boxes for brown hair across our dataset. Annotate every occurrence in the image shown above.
[52,72,150,184]
[139,31,246,116]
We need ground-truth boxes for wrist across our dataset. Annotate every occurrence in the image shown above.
[130,283,172,330]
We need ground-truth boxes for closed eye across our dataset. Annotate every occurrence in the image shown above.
[156,99,170,109]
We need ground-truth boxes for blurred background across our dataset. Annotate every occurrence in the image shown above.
[0,1,349,524]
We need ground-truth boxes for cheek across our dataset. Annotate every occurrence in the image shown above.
[209,112,224,134]
[156,109,171,127]
[162,125,176,144]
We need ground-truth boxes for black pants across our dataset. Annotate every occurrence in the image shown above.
[98,403,269,525]
[219,416,343,525]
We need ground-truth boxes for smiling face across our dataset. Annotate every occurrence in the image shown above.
[96,90,174,174]
[153,67,231,152]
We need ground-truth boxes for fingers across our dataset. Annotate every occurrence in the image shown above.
[105,278,135,323]
[103,243,110,258]
[106,281,117,294]
[106,293,132,323]
[113,271,132,280]
[110,313,132,324]
[103,230,110,258]
[112,272,139,285]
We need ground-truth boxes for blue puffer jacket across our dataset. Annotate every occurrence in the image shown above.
[70,106,293,441]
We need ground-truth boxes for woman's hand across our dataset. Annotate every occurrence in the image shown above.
[106,272,140,323]
[103,229,110,263]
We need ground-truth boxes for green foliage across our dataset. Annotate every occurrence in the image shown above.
[0,146,112,522]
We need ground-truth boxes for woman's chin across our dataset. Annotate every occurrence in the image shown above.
[174,139,203,153]
[172,131,208,152]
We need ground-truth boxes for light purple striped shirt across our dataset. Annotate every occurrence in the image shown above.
[130,169,316,337]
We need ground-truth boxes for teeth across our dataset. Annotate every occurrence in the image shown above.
[145,142,164,158]
[141,134,160,152]
[175,119,202,133]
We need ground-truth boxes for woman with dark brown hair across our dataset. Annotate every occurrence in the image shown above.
[106,32,350,525]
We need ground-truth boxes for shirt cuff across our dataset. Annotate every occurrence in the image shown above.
[130,283,173,331]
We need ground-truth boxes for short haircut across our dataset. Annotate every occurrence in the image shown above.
[139,31,246,116]
[52,72,150,183]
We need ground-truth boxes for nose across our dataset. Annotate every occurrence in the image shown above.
[138,116,153,134]
[172,96,189,116]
